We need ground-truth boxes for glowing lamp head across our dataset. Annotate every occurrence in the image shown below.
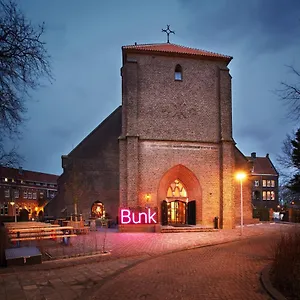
[236,172,246,181]
[10,201,15,206]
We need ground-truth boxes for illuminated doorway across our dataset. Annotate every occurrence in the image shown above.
[91,201,105,218]
[161,179,196,225]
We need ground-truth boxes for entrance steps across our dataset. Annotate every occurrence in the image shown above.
[161,225,217,233]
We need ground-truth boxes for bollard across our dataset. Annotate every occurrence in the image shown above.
[214,217,219,229]
[63,236,70,246]
[17,231,20,247]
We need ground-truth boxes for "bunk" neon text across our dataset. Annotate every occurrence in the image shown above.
[120,208,157,224]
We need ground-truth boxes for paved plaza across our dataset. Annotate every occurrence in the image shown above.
[0,223,293,300]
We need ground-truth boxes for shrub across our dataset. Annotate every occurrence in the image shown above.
[271,227,300,299]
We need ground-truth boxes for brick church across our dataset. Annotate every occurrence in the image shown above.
[47,42,253,231]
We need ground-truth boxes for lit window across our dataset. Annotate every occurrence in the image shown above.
[167,179,187,198]
[12,179,15,183]
[14,190,19,198]
[254,180,259,187]
[33,192,37,199]
[175,64,182,81]
[262,180,267,187]
[28,192,32,199]
[270,191,275,201]
[23,191,28,199]
[267,180,271,187]
[271,180,275,187]
[4,190,10,198]
[263,191,267,200]
[4,178,8,182]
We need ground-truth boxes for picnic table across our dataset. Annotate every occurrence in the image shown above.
[5,222,77,246]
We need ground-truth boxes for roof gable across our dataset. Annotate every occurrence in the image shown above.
[246,156,279,176]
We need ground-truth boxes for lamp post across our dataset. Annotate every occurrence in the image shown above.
[236,172,246,236]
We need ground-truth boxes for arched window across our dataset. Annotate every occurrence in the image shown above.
[167,179,187,198]
[91,201,105,218]
[175,64,182,81]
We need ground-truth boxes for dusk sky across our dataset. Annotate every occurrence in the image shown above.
[9,0,300,175]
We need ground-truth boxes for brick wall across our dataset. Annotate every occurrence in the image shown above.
[47,107,122,221]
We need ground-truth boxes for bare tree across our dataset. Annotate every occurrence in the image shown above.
[0,140,23,167]
[277,66,300,121]
[0,0,52,166]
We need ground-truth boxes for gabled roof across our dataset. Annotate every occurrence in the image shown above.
[246,155,279,176]
[0,166,59,183]
[122,43,232,63]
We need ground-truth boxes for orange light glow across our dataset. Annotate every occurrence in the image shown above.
[236,172,246,181]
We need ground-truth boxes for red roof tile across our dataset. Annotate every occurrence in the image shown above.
[0,166,59,183]
[122,43,232,62]
[246,156,278,176]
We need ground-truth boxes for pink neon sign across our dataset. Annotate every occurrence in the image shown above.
[120,208,157,224]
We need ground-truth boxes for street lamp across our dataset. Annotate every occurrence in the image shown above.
[236,172,247,236]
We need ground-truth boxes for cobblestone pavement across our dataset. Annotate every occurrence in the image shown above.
[0,223,295,300]
[87,232,280,300]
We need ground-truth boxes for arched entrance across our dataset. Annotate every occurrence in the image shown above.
[158,165,201,226]
[91,201,105,218]
[161,179,196,226]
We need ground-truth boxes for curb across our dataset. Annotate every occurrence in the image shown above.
[260,264,287,300]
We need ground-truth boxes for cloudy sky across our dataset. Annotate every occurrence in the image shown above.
[7,0,300,175]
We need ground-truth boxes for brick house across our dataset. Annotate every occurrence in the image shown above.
[0,166,58,221]
[247,152,279,210]
[48,43,254,231]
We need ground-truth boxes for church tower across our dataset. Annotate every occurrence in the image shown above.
[119,42,236,231]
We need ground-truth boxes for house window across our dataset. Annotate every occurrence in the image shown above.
[263,191,275,201]
[4,204,8,215]
[28,192,32,199]
[270,191,275,200]
[253,191,260,201]
[4,178,8,182]
[254,180,259,187]
[14,190,19,198]
[262,180,267,187]
[267,180,271,187]
[175,64,182,81]
[0,205,4,215]
[23,191,27,199]
[33,192,37,199]
[271,180,275,187]
[4,190,10,198]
